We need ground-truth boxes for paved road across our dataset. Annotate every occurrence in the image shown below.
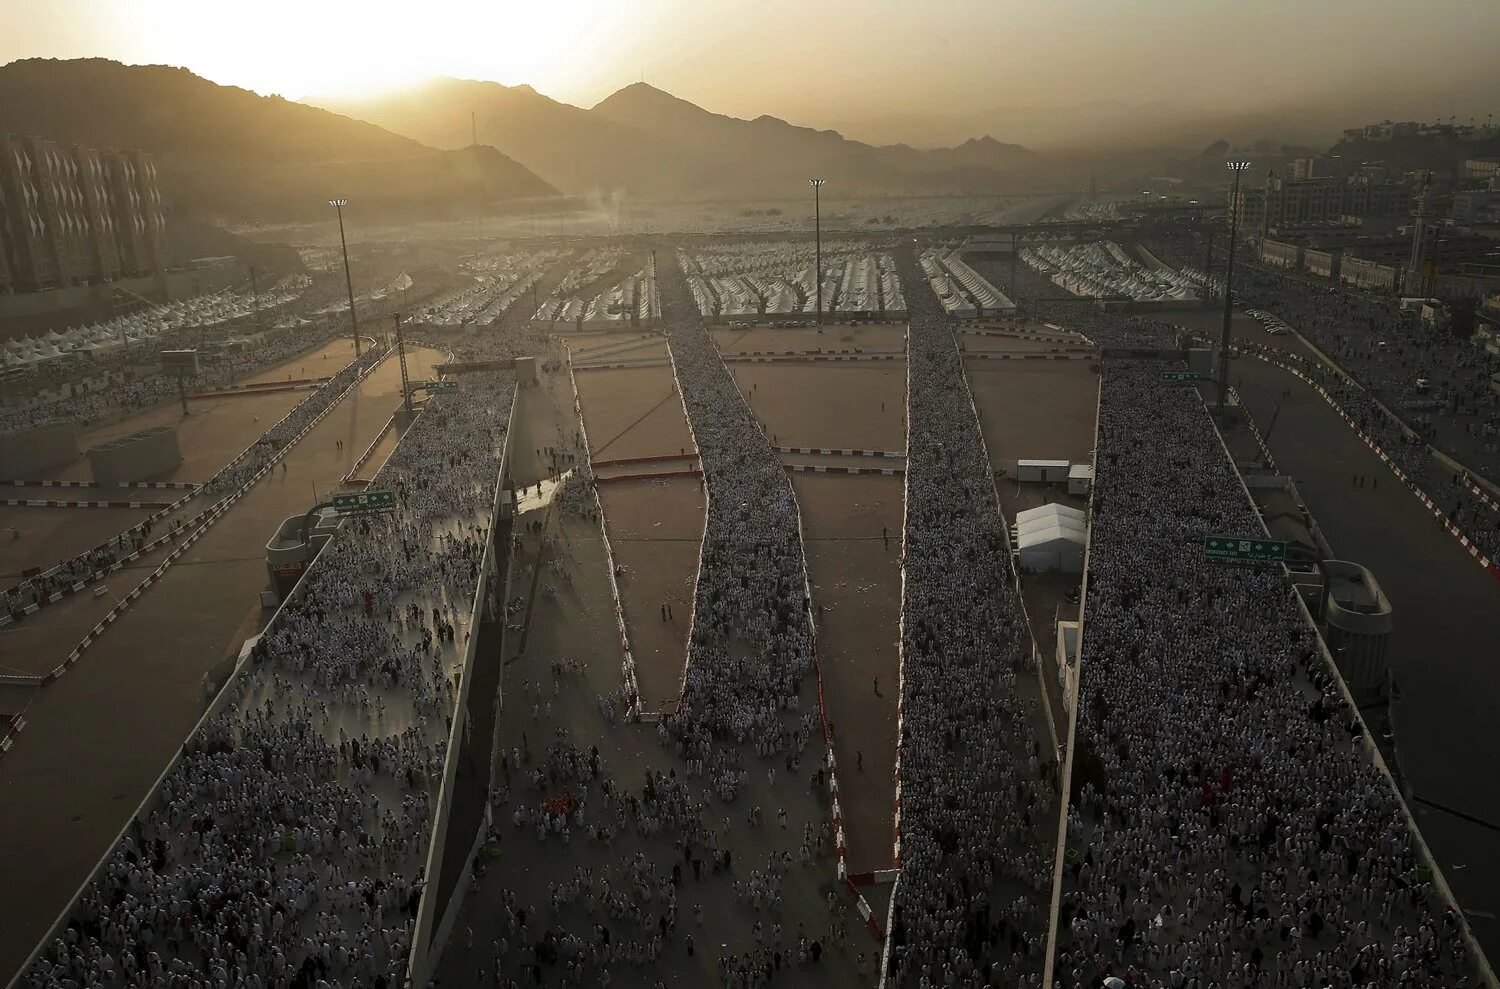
[1232,354,1500,957]
[0,347,440,979]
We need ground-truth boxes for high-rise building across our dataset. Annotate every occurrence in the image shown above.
[0,135,166,293]
[1231,173,1414,230]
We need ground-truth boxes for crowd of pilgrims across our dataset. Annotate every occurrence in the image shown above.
[23,344,517,988]
[1050,361,1478,987]
[881,247,1056,989]
[18,242,1490,989]
[3,347,387,621]
[651,252,820,803]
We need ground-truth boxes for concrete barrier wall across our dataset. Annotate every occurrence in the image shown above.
[86,426,181,486]
[0,422,79,479]
[405,380,517,988]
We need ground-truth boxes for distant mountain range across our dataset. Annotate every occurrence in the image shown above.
[310,78,1045,200]
[0,59,556,222]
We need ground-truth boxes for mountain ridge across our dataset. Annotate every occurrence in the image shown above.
[0,59,557,221]
[310,76,1044,199]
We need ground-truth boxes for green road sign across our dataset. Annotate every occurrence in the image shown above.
[427,379,457,393]
[1204,535,1286,565]
[1162,371,1202,382]
[333,489,396,514]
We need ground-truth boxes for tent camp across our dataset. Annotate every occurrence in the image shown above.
[1015,503,1087,573]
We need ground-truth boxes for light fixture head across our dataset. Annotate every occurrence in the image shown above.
[328,198,349,207]
[809,178,825,188]
[1226,161,1251,172]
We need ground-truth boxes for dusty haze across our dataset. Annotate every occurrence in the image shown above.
[3,0,1498,150]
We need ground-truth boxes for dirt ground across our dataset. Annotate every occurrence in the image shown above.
[573,366,696,462]
[597,477,706,713]
[731,365,907,452]
[963,361,1099,471]
[793,473,904,873]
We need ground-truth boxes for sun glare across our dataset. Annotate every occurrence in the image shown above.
[119,0,626,101]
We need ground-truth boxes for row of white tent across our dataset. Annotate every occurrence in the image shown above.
[3,281,311,368]
[680,243,902,317]
[919,248,1013,315]
[1022,241,1200,304]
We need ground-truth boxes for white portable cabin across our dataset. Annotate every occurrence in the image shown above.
[1068,464,1094,496]
[1016,459,1071,483]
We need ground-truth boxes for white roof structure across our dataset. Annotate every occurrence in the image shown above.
[1015,503,1087,574]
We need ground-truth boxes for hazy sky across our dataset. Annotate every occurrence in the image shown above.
[3,0,1497,134]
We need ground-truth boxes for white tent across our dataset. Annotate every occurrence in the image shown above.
[1015,503,1087,574]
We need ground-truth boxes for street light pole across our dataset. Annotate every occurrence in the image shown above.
[810,178,825,325]
[394,313,412,416]
[329,199,360,357]
[1217,161,1251,413]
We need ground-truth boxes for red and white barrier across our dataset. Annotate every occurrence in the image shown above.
[0,713,25,761]
[964,352,1094,362]
[784,464,903,476]
[774,447,903,459]
[727,348,905,358]
[0,479,199,490]
[2,499,174,509]
[725,353,903,364]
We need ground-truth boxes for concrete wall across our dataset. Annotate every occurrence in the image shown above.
[0,422,80,479]
[86,425,181,486]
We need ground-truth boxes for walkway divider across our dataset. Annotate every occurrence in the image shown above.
[0,714,24,762]
[186,381,324,399]
[1236,347,1499,582]
[0,479,199,490]
[593,468,703,485]
[661,337,709,723]
[1,498,174,509]
[40,348,394,682]
[341,407,402,484]
[189,375,330,395]
[590,452,699,469]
